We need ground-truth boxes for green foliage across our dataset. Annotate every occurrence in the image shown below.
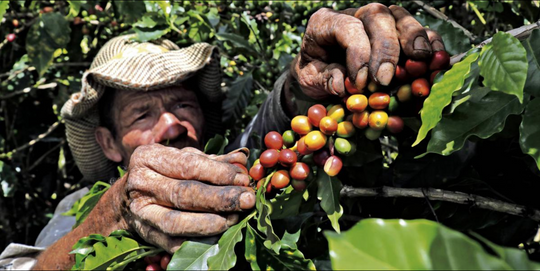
[315,171,343,233]
[415,13,471,55]
[204,131,229,155]
[519,99,540,170]
[63,181,110,228]
[168,241,218,270]
[325,219,540,270]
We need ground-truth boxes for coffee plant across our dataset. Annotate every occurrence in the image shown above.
[1,1,540,270]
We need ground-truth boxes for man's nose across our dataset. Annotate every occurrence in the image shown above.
[153,112,187,144]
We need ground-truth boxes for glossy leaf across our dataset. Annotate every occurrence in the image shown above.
[216,33,258,55]
[470,232,540,270]
[132,27,170,42]
[82,236,141,270]
[66,0,82,18]
[415,13,471,55]
[270,186,303,220]
[26,13,71,76]
[204,131,229,155]
[479,32,527,103]
[113,0,146,24]
[0,1,9,22]
[222,72,254,125]
[420,91,526,157]
[63,181,110,228]
[207,211,255,270]
[522,29,540,97]
[413,52,480,146]
[316,171,342,233]
[519,98,540,170]
[255,176,281,253]
[325,218,538,270]
[168,241,218,270]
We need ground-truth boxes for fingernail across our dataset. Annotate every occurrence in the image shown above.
[376,62,395,86]
[234,174,250,186]
[328,77,338,96]
[226,214,239,227]
[431,40,445,51]
[230,147,250,157]
[239,191,255,209]
[355,67,368,90]
[413,36,430,51]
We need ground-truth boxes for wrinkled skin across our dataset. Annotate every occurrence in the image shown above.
[34,4,445,270]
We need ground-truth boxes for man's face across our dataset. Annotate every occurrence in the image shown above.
[96,86,205,165]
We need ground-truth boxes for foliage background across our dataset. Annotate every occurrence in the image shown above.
[0,0,539,261]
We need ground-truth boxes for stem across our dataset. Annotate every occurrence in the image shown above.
[340,185,540,222]
[0,121,61,159]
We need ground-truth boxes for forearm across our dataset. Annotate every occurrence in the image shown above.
[33,177,129,270]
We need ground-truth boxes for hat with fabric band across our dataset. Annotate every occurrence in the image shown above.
[61,35,224,181]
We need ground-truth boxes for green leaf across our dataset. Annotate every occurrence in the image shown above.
[83,236,142,270]
[0,1,9,22]
[26,13,71,76]
[519,98,540,170]
[479,32,528,103]
[204,131,229,155]
[132,27,170,42]
[421,91,526,157]
[207,211,256,270]
[245,224,316,271]
[133,15,158,28]
[324,218,538,270]
[63,181,110,228]
[415,13,471,55]
[316,171,343,233]
[522,29,540,97]
[66,0,83,18]
[168,241,218,270]
[413,52,480,146]
[152,0,171,22]
[222,72,253,125]
[269,186,303,220]
[255,176,281,253]
[113,0,146,24]
[216,33,258,55]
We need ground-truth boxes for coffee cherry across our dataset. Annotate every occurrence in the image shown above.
[297,136,313,155]
[368,110,388,130]
[264,131,283,150]
[367,81,379,93]
[73,17,82,25]
[429,50,450,70]
[260,149,279,168]
[257,178,272,193]
[430,70,442,85]
[411,78,430,97]
[405,59,428,78]
[324,155,343,177]
[394,65,409,82]
[319,116,338,136]
[6,34,15,42]
[346,94,368,113]
[368,92,391,110]
[291,116,312,135]
[232,162,248,174]
[290,162,310,180]
[160,254,171,270]
[111,20,118,27]
[397,84,412,102]
[388,96,399,112]
[327,104,345,122]
[352,111,369,129]
[146,263,162,271]
[271,170,290,189]
[282,130,296,148]
[336,121,355,138]
[279,149,297,167]
[334,138,353,155]
[12,19,19,27]
[345,77,363,94]
[249,163,265,181]
[42,7,54,13]
[365,127,382,141]
[387,116,404,134]
[304,131,327,152]
[307,104,327,127]
[291,179,307,191]
[144,255,162,265]
[313,149,330,168]
[95,4,104,12]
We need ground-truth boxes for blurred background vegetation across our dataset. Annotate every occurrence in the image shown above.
[0,0,539,252]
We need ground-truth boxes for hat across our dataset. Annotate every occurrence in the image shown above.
[61,35,224,181]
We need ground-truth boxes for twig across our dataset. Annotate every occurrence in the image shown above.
[451,19,540,65]
[412,0,477,41]
[421,188,439,222]
[341,185,540,222]
[0,121,62,159]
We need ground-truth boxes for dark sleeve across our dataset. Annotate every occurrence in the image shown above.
[226,70,292,151]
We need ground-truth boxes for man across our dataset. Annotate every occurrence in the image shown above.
[0,4,445,270]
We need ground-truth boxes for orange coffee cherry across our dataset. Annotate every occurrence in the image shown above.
[336,121,356,138]
[368,110,388,130]
[352,111,369,129]
[368,92,390,110]
[291,115,312,135]
[319,116,338,135]
[304,131,327,152]
[411,78,430,97]
[346,94,368,113]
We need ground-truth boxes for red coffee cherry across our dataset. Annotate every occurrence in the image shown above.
[146,263,162,271]
[249,163,265,181]
[430,70,442,85]
[307,104,326,127]
[368,92,391,110]
[345,77,363,94]
[387,116,405,134]
[6,34,15,42]
[257,179,272,193]
[271,170,290,189]
[405,59,428,78]
[394,65,409,82]
[290,162,310,181]
[324,155,343,177]
[264,131,283,150]
[291,179,307,191]
[232,162,248,175]
[313,148,331,168]
[260,149,279,168]
[429,51,450,71]
[411,78,430,97]
[160,254,171,270]
[297,136,313,155]
[279,149,297,167]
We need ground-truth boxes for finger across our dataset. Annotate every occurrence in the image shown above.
[355,3,400,86]
[389,5,432,60]
[132,221,187,254]
[425,28,446,51]
[132,204,238,237]
[295,59,348,98]
[129,170,256,211]
[301,8,371,91]
[180,146,249,166]
[131,144,250,186]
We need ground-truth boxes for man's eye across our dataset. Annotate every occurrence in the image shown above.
[173,103,192,110]
[135,113,148,121]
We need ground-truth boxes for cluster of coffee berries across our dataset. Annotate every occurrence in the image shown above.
[144,253,171,271]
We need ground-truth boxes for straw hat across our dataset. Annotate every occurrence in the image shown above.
[61,35,224,180]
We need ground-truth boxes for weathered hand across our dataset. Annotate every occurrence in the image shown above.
[292,4,446,99]
[116,144,255,253]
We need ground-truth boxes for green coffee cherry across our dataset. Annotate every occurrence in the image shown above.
[365,127,382,141]
[282,130,296,148]
[388,96,399,113]
[334,138,356,156]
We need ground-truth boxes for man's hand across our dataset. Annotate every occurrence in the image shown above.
[119,144,255,253]
[291,4,446,99]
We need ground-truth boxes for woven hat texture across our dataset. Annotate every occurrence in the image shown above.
[61,35,223,181]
